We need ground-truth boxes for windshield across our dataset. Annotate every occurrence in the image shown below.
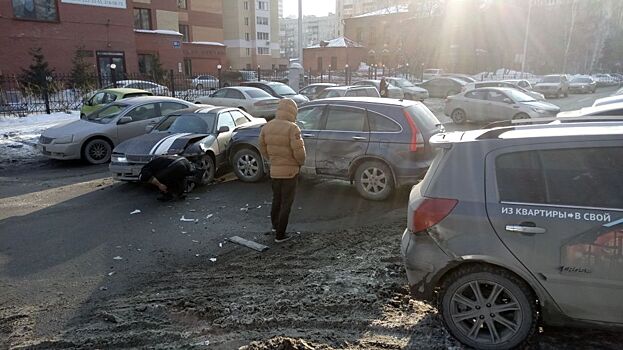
[86,104,127,123]
[505,89,536,102]
[155,114,215,133]
[572,77,593,83]
[540,76,561,83]
[270,84,296,96]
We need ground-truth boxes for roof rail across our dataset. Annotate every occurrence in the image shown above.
[477,116,623,140]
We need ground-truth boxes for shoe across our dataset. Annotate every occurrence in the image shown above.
[274,234,293,243]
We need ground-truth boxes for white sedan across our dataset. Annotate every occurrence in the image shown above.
[108,80,170,96]
[195,87,279,119]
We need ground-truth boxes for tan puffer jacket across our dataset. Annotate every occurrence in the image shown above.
[259,98,306,179]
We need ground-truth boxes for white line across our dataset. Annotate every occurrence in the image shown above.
[149,134,177,155]
[153,133,191,155]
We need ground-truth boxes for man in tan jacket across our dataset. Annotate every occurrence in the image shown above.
[259,98,306,243]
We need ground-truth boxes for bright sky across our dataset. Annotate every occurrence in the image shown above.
[283,0,336,18]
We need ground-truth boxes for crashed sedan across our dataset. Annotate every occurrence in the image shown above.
[109,105,261,185]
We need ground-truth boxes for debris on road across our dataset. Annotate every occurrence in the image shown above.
[192,240,199,243]
[113,256,123,260]
[206,214,214,219]
[180,216,198,222]
[108,271,116,276]
[209,258,217,262]
[228,236,269,252]
[130,209,141,215]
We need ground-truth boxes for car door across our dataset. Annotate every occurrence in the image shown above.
[215,112,237,162]
[116,102,160,141]
[425,80,442,97]
[461,90,488,121]
[224,89,246,108]
[315,105,369,177]
[295,104,326,175]
[485,142,623,323]
[208,88,228,105]
[485,90,514,121]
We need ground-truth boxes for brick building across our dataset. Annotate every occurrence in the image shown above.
[302,37,366,72]
[0,0,226,77]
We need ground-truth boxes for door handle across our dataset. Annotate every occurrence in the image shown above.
[352,136,367,140]
[302,133,315,138]
[505,224,546,234]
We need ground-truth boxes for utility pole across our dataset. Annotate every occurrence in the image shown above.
[520,0,532,78]
[298,0,304,66]
[562,0,578,74]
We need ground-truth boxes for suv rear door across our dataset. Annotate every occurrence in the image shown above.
[485,141,623,323]
[296,104,326,175]
[315,105,369,176]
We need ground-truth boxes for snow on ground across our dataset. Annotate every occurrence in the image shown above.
[0,111,79,167]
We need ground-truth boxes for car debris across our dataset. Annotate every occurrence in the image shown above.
[228,236,269,252]
[209,258,217,262]
[206,214,214,219]
[180,216,198,222]
[130,209,141,215]
[113,256,123,260]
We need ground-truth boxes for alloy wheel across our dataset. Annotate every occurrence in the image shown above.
[361,167,387,194]
[237,154,259,178]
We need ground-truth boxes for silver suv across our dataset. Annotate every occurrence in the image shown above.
[401,121,623,349]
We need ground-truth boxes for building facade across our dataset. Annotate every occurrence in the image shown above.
[302,37,367,72]
[280,14,339,60]
[222,0,286,70]
[336,0,411,35]
[0,0,226,77]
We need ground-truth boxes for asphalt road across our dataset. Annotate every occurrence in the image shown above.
[0,88,620,348]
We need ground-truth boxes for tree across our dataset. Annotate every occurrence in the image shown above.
[151,55,167,84]
[599,28,623,72]
[69,47,96,91]
[20,47,55,96]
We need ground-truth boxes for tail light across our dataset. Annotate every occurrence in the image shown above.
[410,197,458,233]
[403,109,423,152]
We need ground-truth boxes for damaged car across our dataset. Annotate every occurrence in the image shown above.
[109,105,262,185]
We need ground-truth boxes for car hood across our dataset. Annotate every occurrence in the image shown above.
[114,132,212,156]
[42,119,108,138]
[535,83,561,87]
[521,100,560,111]
[403,86,428,93]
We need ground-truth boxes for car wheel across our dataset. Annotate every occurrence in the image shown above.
[354,160,394,201]
[451,109,467,124]
[195,155,215,185]
[80,113,86,119]
[196,84,203,90]
[82,138,111,165]
[439,266,538,350]
[512,113,530,120]
[233,148,265,183]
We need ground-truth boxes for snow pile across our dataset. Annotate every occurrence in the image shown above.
[0,111,79,166]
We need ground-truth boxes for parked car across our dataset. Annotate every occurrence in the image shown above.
[401,120,623,349]
[463,81,544,100]
[36,96,194,164]
[228,97,444,200]
[240,81,309,106]
[352,80,404,99]
[0,90,28,116]
[593,95,623,107]
[533,74,570,98]
[81,88,153,117]
[442,74,477,83]
[558,102,623,118]
[194,87,280,119]
[386,77,429,101]
[445,87,560,124]
[423,68,444,81]
[502,79,533,90]
[107,80,170,96]
[110,105,262,183]
[592,73,618,87]
[218,70,259,87]
[417,77,466,98]
[315,86,380,99]
[298,83,338,100]
[192,75,219,90]
[569,76,597,94]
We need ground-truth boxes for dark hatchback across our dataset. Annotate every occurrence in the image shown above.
[228,97,444,200]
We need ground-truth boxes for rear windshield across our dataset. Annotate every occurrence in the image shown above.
[246,89,272,98]
[404,104,441,132]
[270,84,296,96]
[571,77,593,83]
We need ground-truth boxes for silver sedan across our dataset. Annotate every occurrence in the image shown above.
[194,87,280,119]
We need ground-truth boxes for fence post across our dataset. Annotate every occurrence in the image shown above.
[320,71,324,83]
[44,75,52,115]
[257,65,261,81]
[169,69,175,98]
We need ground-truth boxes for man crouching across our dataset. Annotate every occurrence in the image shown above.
[139,155,195,201]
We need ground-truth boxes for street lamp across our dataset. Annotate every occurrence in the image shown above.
[257,64,261,81]
[217,64,222,88]
[406,63,410,80]
[110,63,117,87]
[345,64,350,85]
[328,65,332,83]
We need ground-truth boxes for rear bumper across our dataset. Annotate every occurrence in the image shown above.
[394,159,433,187]
[109,162,143,181]
[36,142,81,160]
[401,228,453,300]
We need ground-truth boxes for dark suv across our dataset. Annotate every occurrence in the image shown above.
[401,121,623,349]
[228,97,444,200]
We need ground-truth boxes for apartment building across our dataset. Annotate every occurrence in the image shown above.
[0,0,226,77]
[223,0,286,70]
[335,0,411,35]
[280,14,339,59]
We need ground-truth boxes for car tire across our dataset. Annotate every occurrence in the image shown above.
[439,265,538,350]
[354,160,394,201]
[451,109,467,124]
[196,155,215,186]
[82,138,112,165]
[80,113,86,119]
[512,113,530,120]
[196,84,203,90]
[232,148,265,183]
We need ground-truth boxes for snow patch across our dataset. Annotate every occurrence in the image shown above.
[134,29,183,36]
[190,41,225,47]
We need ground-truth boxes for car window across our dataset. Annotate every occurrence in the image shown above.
[86,103,128,123]
[487,90,509,103]
[368,112,401,132]
[91,92,106,105]
[366,88,381,97]
[160,102,188,116]
[345,90,357,97]
[212,89,228,98]
[296,106,324,130]
[324,106,367,132]
[465,90,487,100]
[496,147,623,208]
[217,112,236,130]
[225,89,246,99]
[125,103,159,121]
[103,93,117,103]
[245,89,272,98]
[592,108,623,116]
[124,92,152,99]
[230,110,250,126]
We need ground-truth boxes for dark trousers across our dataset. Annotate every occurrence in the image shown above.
[271,176,298,237]
[155,161,190,197]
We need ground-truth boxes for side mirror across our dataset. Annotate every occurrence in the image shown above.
[503,98,513,104]
[118,116,133,124]
[218,126,230,133]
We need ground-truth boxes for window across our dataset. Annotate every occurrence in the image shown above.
[212,89,228,98]
[244,1,249,10]
[245,17,249,25]
[217,113,237,131]
[246,48,251,56]
[179,24,190,42]
[91,92,106,105]
[160,102,188,116]
[465,90,487,100]
[177,0,187,9]
[12,0,58,21]
[225,89,245,99]
[296,106,324,130]
[257,16,269,25]
[184,58,192,76]
[257,32,269,41]
[257,1,268,10]
[246,89,272,98]
[257,47,270,55]
[245,33,250,41]
[134,8,152,30]
[325,107,367,132]
[126,103,158,122]
[496,147,623,209]
[103,93,117,104]
[487,90,509,103]
[138,54,156,74]
[368,112,401,132]
[230,110,251,126]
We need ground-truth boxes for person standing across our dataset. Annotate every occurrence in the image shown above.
[380,77,389,98]
[259,98,306,243]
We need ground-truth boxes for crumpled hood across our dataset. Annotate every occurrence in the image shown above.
[42,119,107,138]
[114,132,210,156]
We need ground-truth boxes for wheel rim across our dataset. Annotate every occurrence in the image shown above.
[88,142,108,161]
[361,167,387,194]
[450,280,523,345]
[199,157,213,182]
[237,154,259,178]
[452,110,465,122]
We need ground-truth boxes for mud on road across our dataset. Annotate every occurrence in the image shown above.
[2,209,622,349]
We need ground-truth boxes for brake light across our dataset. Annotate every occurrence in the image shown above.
[410,198,458,233]
[403,109,421,152]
